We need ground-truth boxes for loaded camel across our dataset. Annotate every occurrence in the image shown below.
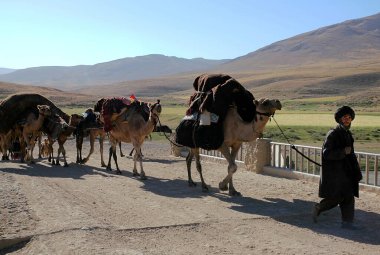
[103,100,162,179]
[185,98,281,196]
[75,108,124,167]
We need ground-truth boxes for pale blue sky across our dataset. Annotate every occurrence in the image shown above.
[1,0,379,69]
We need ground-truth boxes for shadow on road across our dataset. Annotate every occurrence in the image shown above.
[0,160,117,179]
[214,194,380,245]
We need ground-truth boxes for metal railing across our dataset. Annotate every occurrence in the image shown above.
[271,142,379,187]
[199,141,379,188]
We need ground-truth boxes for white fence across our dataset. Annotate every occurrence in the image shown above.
[200,141,380,188]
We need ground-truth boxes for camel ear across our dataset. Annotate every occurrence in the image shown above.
[254,100,259,107]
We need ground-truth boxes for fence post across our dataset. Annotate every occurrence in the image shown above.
[244,138,272,173]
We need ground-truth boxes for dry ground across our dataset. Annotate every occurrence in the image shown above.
[1,138,380,254]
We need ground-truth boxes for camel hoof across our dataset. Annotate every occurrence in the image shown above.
[64,163,69,167]
[140,175,147,180]
[116,170,122,175]
[106,166,112,171]
[229,190,242,197]
[188,180,197,187]
[219,182,228,191]
[133,171,140,177]
[101,163,106,167]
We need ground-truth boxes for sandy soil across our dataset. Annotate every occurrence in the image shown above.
[1,138,380,254]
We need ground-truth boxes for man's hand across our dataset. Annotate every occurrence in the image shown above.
[344,146,352,155]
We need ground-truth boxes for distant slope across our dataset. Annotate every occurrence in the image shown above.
[0,54,228,90]
[0,68,16,75]
[0,82,95,107]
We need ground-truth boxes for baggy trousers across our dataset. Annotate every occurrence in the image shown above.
[315,196,355,222]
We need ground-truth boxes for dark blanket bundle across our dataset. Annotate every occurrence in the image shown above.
[188,74,256,123]
[175,74,256,150]
[175,118,224,150]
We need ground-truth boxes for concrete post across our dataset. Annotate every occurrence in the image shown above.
[245,138,272,173]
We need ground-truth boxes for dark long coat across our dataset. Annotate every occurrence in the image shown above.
[319,124,362,198]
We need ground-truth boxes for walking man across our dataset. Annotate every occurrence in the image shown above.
[312,106,362,229]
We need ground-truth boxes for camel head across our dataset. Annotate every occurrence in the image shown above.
[149,99,162,123]
[255,98,282,116]
[69,113,83,127]
[253,98,282,133]
[37,105,52,117]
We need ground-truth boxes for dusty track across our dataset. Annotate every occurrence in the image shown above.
[1,139,380,254]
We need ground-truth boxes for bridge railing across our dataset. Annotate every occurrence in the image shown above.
[199,140,379,188]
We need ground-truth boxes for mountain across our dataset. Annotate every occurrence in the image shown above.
[0,68,16,75]
[0,54,228,90]
[1,13,380,110]
[220,12,380,71]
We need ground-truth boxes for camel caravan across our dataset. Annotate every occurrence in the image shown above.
[0,73,281,195]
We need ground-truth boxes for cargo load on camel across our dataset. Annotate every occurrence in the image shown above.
[0,93,70,134]
[94,95,150,132]
[175,74,256,150]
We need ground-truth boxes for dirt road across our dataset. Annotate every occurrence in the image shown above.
[1,139,380,254]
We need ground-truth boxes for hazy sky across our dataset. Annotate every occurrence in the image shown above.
[1,0,379,69]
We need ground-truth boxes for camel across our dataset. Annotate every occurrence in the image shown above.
[74,109,107,167]
[75,108,127,167]
[46,113,81,167]
[40,138,50,158]
[185,98,282,196]
[23,105,52,163]
[105,100,162,178]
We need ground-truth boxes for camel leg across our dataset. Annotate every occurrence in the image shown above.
[129,147,135,157]
[76,135,83,164]
[219,144,241,196]
[194,148,208,192]
[82,133,95,164]
[133,146,146,180]
[107,143,120,174]
[60,143,68,167]
[29,139,37,164]
[19,137,26,163]
[55,145,62,166]
[38,135,42,159]
[23,134,31,163]
[106,146,113,171]
[186,149,197,187]
[48,138,55,165]
[99,136,106,167]
[119,142,124,157]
